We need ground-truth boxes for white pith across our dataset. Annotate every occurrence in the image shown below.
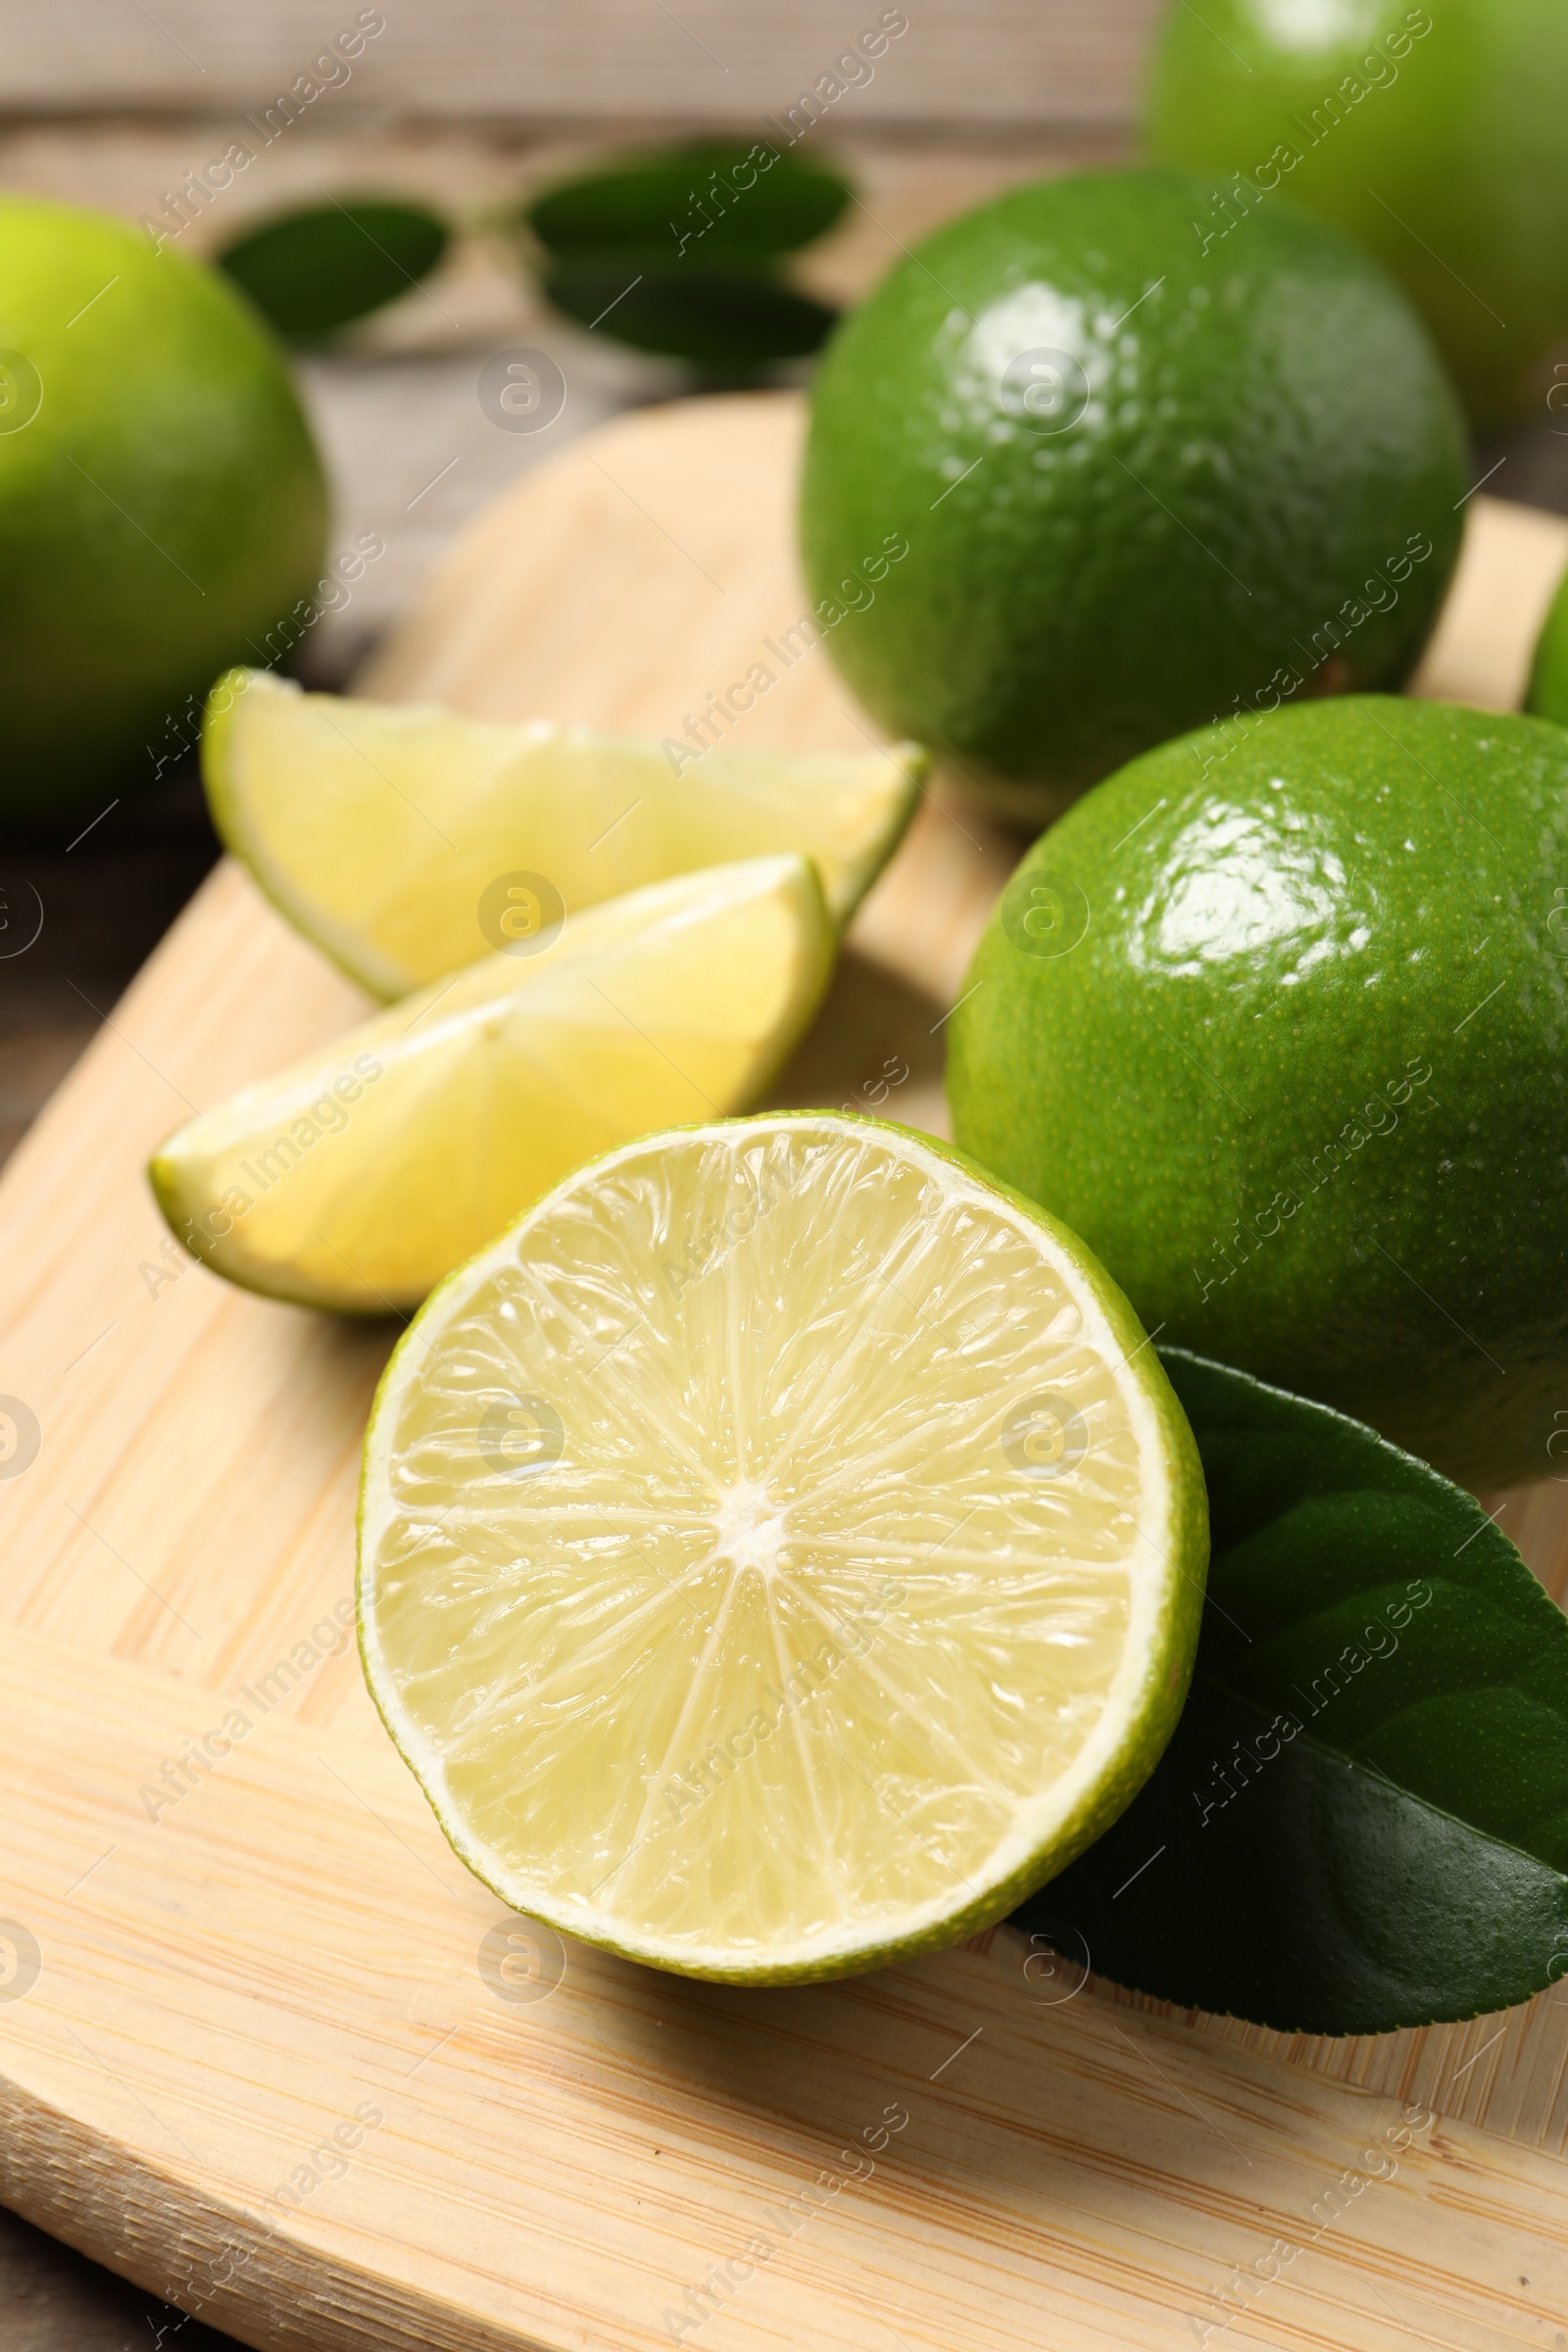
[359,1116,1184,1980]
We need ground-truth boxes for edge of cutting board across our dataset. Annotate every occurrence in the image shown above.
[2,393,1568,2352]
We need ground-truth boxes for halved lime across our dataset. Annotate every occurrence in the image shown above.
[203,666,923,997]
[150,856,831,1313]
[359,1113,1208,1984]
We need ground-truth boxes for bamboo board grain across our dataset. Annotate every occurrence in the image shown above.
[4,392,1568,2352]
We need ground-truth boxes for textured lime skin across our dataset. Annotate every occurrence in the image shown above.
[948,698,1568,1492]
[798,168,1466,820]
[359,1111,1210,1984]
[1146,0,1568,429]
[1527,566,1568,729]
[0,198,327,824]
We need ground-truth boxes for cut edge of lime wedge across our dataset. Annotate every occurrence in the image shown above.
[147,855,835,1317]
[357,1111,1208,1984]
[202,666,926,999]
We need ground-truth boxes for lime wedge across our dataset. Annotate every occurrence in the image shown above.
[203,666,923,997]
[359,1113,1208,1984]
[150,857,832,1313]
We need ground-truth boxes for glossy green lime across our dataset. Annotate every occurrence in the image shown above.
[1527,564,1568,729]
[947,696,1568,1491]
[799,168,1466,821]
[0,197,327,825]
[1145,0,1568,428]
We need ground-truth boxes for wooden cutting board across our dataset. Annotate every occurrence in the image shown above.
[4,392,1568,2352]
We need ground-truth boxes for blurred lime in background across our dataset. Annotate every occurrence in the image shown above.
[799,166,1466,820]
[1145,0,1568,427]
[1527,564,1568,727]
[0,196,327,827]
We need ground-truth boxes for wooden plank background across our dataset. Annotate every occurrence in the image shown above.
[0,2,1163,125]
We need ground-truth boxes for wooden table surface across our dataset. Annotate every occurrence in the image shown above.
[3,88,1568,2352]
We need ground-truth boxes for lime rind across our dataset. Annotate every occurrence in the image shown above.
[357,1110,1208,1984]
[147,856,835,1315]
[202,666,925,998]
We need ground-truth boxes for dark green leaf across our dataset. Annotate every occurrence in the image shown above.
[540,252,837,368]
[1015,1349,1568,2034]
[526,143,851,259]
[217,200,451,342]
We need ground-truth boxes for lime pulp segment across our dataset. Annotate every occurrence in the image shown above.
[203,666,924,996]
[149,855,833,1313]
[359,1114,1206,1983]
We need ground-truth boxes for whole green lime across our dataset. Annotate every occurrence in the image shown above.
[0,197,327,825]
[947,697,1568,1491]
[799,168,1466,821]
[1527,564,1568,728]
[1145,0,1568,428]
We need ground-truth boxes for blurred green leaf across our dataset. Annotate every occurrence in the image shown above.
[541,250,837,369]
[217,199,451,343]
[527,143,851,260]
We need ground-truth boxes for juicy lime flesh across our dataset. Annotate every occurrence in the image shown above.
[359,1117,1204,1983]
[151,856,832,1313]
[948,696,1568,1492]
[1145,0,1568,427]
[0,198,325,822]
[205,667,921,997]
[799,165,1466,816]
